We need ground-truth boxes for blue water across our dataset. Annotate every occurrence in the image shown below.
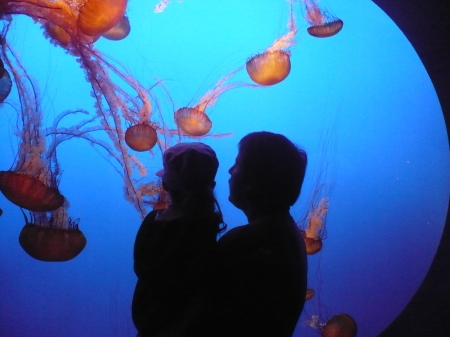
[0,1,448,336]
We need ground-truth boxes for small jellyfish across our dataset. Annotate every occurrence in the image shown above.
[246,0,296,86]
[305,288,315,301]
[301,196,328,254]
[174,107,212,137]
[19,206,86,262]
[125,123,158,151]
[102,15,131,41]
[301,0,343,38]
[246,50,291,86]
[175,66,246,137]
[321,314,357,337]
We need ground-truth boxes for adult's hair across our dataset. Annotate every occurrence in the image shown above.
[238,131,307,209]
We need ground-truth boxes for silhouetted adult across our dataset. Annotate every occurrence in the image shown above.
[132,142,225,337]
[216,131,308,337]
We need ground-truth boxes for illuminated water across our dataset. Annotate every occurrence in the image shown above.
[0,1,448,336]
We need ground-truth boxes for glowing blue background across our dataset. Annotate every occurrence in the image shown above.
[0,1,448,336]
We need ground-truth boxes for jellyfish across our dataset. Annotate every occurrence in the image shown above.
[301,195,328,254]
[321,314,357,337]
[306,288,315,301]
[0,40,65,212]
[246,0,296,86]
[175,66,248,137]
[125,123,158,152]
[1,0,128,46]
[301,0,343,38]
[2,3,163,217]
[19,203,86,262]
[102,15,131,41]
[298,114,339,254]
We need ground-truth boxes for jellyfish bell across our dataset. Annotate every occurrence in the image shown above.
[174,107,212,136]
[302,0,343,38]
[0,68,12,103]
[246,50,291,86]
[301,229,323,255]
[321,314,357,337]
[19,209,86,262]
[45,23,72,47]
[125,123,158,152]
[0,171,65,212]
[308,19,343,38]
[102,15,131,41]
[77,0,128,37]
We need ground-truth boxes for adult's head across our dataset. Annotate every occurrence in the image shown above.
[228,131,307,213]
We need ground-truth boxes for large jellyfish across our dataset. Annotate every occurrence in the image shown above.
[246,0,296,86]
[0,37,86,261]
[1,0,128,43]
[0,40,65,212]
[19,203,86,261]
[301,0,343,38]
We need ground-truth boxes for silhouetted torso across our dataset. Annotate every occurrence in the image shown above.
[132,209,217,337]
[214,213,307,337]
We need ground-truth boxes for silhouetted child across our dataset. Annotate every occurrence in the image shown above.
[132,142,225,337]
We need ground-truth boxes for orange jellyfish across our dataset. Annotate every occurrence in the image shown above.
[306,288,315,301]
[19,205,86,262]
[139,180,170,211]
[175,66,246,137]
[246,0,296,85]
[301,0,343,38]
[102,15,131,41]
[301,195,328,254]
[321,314,357,337]
[77,0,128,37]
[125,123,158,151]
[174,107,212,137]
[0,171,64,212]
[0,41,65,212]
[2,0,128,47]
[45,22,72,48]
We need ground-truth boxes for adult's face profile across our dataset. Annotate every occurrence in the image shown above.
[228,152,248,210]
